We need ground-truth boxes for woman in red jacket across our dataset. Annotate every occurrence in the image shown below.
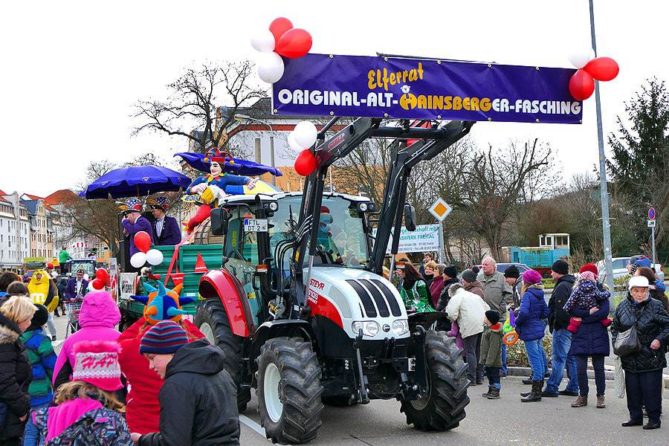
[118,283,204,434]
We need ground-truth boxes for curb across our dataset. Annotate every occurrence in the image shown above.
[507,366,669,389]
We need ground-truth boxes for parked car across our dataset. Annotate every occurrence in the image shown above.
[596,256,665,284]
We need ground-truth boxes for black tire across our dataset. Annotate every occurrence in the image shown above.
[401,330,470,431]
[195,298,251,412]
[257,337,323,444]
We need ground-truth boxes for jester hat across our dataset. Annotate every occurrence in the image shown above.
[118,197,144,215]
[147,195,170,211]
[131,282,194,325]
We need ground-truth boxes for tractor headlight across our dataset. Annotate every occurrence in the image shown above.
[358,202,368,212]
[392,319,409,336]
[268,202,278,211]
[351,321,380,337]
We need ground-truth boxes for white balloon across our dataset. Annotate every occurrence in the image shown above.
[257,52,284,84]
[146,249,164,266]
[293,121,318,148]
[83,274,89,281]
[287,131,302,151]
[251,30,276,52]
[130,252,147,268]
[568,48,595,69]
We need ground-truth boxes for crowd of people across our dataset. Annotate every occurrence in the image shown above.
[394,254,669,429]
[0,270,240,445]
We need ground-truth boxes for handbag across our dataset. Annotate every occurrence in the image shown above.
[613,324,641,357]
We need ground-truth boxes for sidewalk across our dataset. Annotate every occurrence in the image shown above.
[507,364,669,388]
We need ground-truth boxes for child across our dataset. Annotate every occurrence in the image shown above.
[19,304,57,446]
[480,310,504,399]
[131,320,240,446]
[563,271,611,333]
[34,341,132,445]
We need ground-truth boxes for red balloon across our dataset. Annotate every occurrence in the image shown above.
[95,268,109,283]
[275,28,312,59]
[584,57,619,81]
[294,149,318,176]
[134,231,152,254]
[569,69,595,101]
[92,278,105,290]
[269,17,293,45]
[47,263,54,270]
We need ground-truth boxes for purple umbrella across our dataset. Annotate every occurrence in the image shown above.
[81,165,192,199]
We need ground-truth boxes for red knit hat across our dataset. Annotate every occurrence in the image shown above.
[72,341,124,392]
[579,263,598,278]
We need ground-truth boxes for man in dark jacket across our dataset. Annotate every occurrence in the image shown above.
[133,320,240,446]
[148,197,182,246]
[64,269,88,300]
[542,260,579,397]
[436,265,460,311]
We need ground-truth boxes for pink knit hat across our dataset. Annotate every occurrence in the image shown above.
[72,341,124,392]
[522,269,543,285]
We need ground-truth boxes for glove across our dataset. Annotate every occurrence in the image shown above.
[200,186,215,204]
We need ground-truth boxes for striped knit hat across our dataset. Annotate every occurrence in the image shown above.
[72,341,123,392]
[140,320,188,354]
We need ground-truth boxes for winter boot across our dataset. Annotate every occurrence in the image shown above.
[522,377,533,385]
[596,395,605,408]
[521,380,543,402]
[571,395,587,407]
[482,387,494,398]
[486,387,500,400]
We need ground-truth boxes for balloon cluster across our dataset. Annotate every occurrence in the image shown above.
[130,231,164,268]
[567,50,619,101]
[286,121,319,176]
[91,268,109,291]
[251,17,313,84]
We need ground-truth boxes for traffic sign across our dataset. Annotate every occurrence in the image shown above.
[648,220,656,228]
[648,207,656,220]
[429,198,453,222]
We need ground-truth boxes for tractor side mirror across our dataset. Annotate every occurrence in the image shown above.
[210,208,230,236]
[403,203,416,231]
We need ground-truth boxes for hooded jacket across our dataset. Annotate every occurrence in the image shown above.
[611,295,669,372]
[53,292,121,388]
[568,298,611,357]
[0,312,32,441]
[138,339,240,446]
[20,327,56,407]
[444,286,489,338]
[464,280,485,300]
[515,286,549,341]
[547,274,575,332]
[118,318,205,434]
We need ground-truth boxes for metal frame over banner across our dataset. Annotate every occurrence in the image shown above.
[273,54,582,124]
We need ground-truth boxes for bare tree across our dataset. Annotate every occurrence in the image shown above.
[454,139,553,260]
[133,60,267,153]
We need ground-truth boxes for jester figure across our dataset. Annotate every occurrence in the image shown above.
[184,149,257,233]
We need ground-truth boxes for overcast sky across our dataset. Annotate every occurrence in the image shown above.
[1,0,667,196]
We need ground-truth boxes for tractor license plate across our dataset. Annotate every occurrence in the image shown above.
[244,218,268,232]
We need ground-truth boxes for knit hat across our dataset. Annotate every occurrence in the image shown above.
[28,304,49,331]
[522,269,543,285]
[72,341,123,392]
[140,320,188,355]
[633,256,652,268]
[443,265,458,279]
[551,260,569,275]
[628,275,650,290]
[579,263,598,278]
[504,265,520,279]
[485,310,500,325]
[579,271,596,282]
[461,269,477,284]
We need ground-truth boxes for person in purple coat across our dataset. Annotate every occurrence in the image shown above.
[121,198,154,256]
[148,197,182,246]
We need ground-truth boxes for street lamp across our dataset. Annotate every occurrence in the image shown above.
[235,114,276,185]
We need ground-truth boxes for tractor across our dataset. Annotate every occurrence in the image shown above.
[195,117,474,444]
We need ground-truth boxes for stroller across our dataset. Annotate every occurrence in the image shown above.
[65,298,84,337]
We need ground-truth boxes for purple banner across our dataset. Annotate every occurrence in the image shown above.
[272,54,581,124]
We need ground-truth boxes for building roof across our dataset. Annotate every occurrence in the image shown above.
[44,189,78,206]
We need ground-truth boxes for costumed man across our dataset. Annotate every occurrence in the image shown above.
[316,206,341,263]
[28,268,59,341]
[148,196,182,246]
[121,197,155,257]
[184,149,258,233]
[117,282,204,435]
[65,268,89,300]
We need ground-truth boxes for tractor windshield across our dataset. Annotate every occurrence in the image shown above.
[270,195,369,268]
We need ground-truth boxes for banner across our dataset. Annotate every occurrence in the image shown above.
[373,224,441,254]
[273,54,581,124]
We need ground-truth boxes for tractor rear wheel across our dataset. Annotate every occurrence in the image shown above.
[401,330,469,431]
[195,298,251,412]
[257,337,324,444]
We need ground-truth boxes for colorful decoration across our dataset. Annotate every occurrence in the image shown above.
[568,69,595,101]
[133,231,152,254]
[584,57,619,81]
[294,149,318,176]
[567,53,619,101]
[131,282,194,325]
[276,28,313,59]
[194,253,208,273]
[269,17,293,44]
[252,17,312,85]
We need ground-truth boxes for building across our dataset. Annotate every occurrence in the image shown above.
[21,193,54,261]
[0,191,30,270]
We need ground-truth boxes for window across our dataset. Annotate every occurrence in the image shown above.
[254,138,261,163]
